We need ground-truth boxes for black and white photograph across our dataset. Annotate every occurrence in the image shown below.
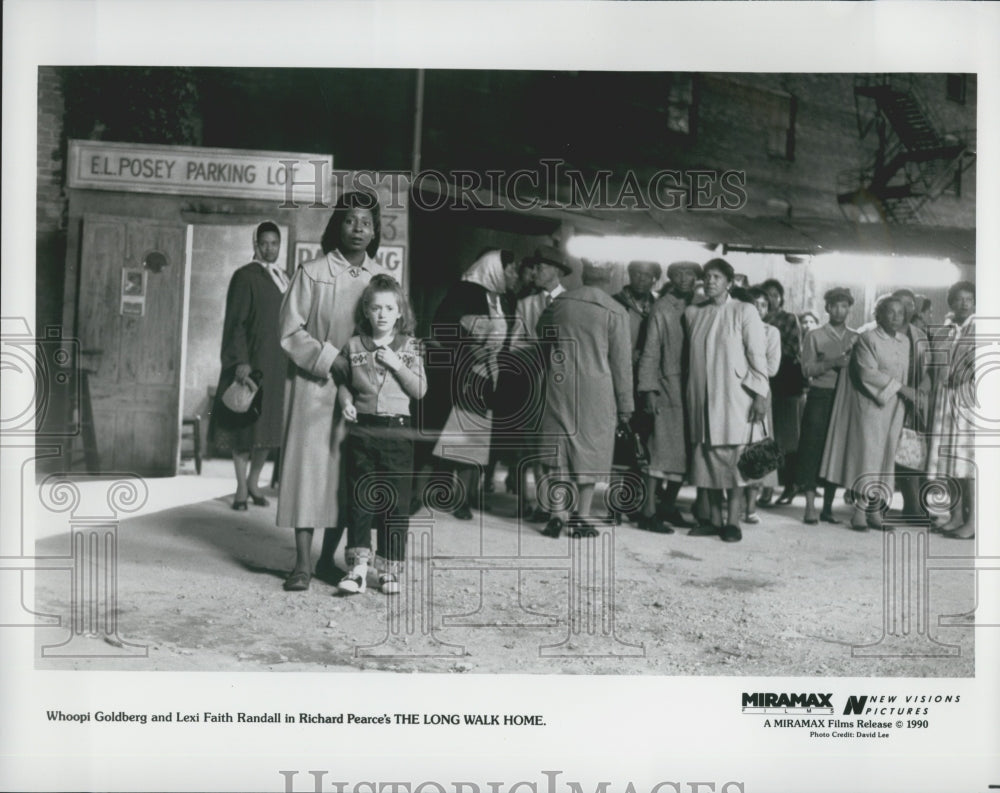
[2,2,998,792]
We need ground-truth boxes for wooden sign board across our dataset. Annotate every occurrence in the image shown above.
[68,139,333,204]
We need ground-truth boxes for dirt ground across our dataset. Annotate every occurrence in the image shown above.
[33,460,976,675]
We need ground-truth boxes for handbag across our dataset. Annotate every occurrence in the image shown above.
[221,370,263,418]
[737,422,784,481]
[613,420,649,470]
[895,426,927,470]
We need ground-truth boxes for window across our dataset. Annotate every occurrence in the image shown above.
[666,74,696,137]
[766,93,797,161]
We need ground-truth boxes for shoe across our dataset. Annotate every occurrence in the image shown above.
[314,559,345,586]
[453,504,473,520]
[283,571,311,592]
[941,528,975,540]
[660,508,693,529]
[337,564,368,594]
[803,516,819,525]
[248,491,269,507]
[637,515,675,534]
[232,499,248,511]
[568,517,600,538]
[849,521,869,532]
[775,489,795,506]
[818,511,840,524]
[743,512,761,525]
[378,572,400,595]
[523,506,550,523]
[720,524,743,543]
[688,524,720,537]
[542,517,565,538]
[756,489,774,508]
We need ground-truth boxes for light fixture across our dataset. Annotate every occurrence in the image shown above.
[565,234,715,264]
[812,252,961,287]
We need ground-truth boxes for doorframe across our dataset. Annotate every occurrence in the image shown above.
[176,224,194,472]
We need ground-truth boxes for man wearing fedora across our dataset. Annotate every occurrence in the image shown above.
[516,246,572,339]
[506,245,573,522]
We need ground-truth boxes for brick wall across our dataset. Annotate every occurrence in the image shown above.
[37,66,68,334]
[665,73,976,228]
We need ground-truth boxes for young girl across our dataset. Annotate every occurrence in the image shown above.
[331,274,427,594]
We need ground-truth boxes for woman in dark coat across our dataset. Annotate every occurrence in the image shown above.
[758,278,805,506]
[210,221,289,510]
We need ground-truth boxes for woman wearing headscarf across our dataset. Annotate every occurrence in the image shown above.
[277,191,386,591]
[210,221,289,511]
[926,281,976,539]
[684,259,770,543]
[423,250,511,520]
[819,295,919,531]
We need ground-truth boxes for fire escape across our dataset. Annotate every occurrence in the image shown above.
[837,75,975,224]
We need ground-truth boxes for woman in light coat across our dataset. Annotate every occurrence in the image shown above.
[634,261,702,532]
[819,295,919,531]
[278,192,386,591]
[926,280,976,539]
[739,286,782,525]
[684,259,770,543]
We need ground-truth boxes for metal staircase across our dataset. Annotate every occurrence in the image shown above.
[837,75,975,224]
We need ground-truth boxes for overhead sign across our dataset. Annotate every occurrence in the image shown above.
[67,139,333,203]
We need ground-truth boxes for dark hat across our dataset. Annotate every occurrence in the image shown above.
[526,245,572,275]
[667,261,703,278]
[823,287,855,306]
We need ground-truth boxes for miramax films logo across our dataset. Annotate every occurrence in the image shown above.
[741,692,833,712]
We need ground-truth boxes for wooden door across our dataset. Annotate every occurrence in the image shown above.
[78,214,188,476]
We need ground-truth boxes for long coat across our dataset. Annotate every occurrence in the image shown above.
[636,291,688,476]
[762,323,782,434]
[539,286,634,477]
[819,326,912,490]
[211,262,288,450]
[276,251,384,528]
[684,295,770,448]
[613,287,657,371]
[926,314,975,479]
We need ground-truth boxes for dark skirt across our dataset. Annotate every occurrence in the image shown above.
[208,367,281,454]
[489,345,546,463]
[772,394,804,452]
[796,386,836,489]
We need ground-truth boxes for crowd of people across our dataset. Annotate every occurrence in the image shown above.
[210,192,977,595]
